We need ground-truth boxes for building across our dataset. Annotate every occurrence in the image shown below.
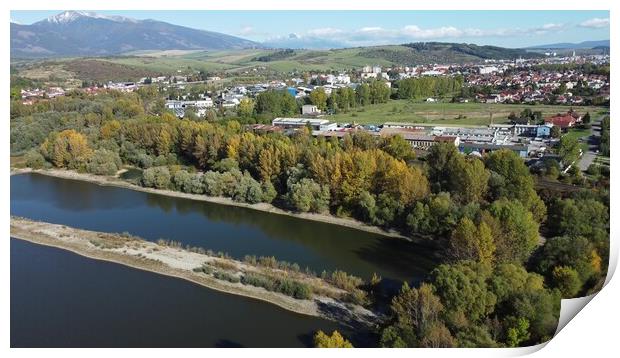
[460,143,529,158]
[47,87,66,98]
[245,124,284,134]
[301,104,321,115]
[272,118,337,131]
[436,127,498,143]
[489,123,552,138]
[479,66,499,75]
[165,98,214,118]
[107,82,138,92]
[544,113,576,130]
[380,128,460,150]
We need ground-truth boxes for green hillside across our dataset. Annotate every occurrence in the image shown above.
[12,42,544,83]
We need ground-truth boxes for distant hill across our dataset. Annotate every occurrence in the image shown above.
[527,40,610,49]
[11,11,260,58]
[354,42,542,66]
[12,41,551,84]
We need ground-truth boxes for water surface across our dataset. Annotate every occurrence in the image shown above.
[11,173,437,282]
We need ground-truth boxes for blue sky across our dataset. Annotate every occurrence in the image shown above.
[10,10,610,48]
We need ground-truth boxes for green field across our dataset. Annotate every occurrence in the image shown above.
[327,100,602,126]
[563,127,592,152]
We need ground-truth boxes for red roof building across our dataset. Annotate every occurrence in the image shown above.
[544,113,576,129]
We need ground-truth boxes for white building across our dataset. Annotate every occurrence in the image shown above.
[479,66,499,75]
[166,98,214,118]
[302,104,321,115]
[272,118,337,131]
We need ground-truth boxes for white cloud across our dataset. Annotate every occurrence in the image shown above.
[402,25,463,39]
[263,21,568,48]
[359,27,385,33]
[306,27,344,36]
[540,23,564,30]
[579,17,610,28]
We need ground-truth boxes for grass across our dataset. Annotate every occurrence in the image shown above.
[563,127,592,152]
[327,100,603,126]
[594,156,610,167]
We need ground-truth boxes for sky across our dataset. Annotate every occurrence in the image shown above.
[10,10,610,48]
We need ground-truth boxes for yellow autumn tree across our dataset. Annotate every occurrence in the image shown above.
[313,330,353,348]
[100,120,121,140]
[449,217,496,265]
[40,129,92,169]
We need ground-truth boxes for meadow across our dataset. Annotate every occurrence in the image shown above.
[327,100,602,126]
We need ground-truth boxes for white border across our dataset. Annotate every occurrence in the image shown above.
[3,1,617,357]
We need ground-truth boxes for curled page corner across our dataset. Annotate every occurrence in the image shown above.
[554,294,597,335]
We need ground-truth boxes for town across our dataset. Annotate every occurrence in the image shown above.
[16,53,608,173]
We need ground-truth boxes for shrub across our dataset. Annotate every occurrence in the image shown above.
[287,178,331,213]
[24,149,47,169]
[141,166,171,189]
[232,172,264,204]
[213,270,240,283]
[211,260,237,271]
[329,270,364,291]
[241,273,312,299]
[87,148,122,175]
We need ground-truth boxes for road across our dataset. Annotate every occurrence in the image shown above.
[577,114,605,171]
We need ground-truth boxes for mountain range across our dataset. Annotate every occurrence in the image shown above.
[527,40,610,49]
[11,11,260,58]
[10,11,610,60]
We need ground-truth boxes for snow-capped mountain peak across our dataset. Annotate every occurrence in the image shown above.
[44,10,137,24]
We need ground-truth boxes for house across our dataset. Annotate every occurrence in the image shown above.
[544,113,576,130]
[301,104,321,116]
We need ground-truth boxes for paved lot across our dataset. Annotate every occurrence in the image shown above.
[577,115,604,171]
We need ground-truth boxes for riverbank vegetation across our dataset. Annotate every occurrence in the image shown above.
[10,88,609,348]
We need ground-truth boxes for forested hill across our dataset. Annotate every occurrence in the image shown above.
[358,42,542,65]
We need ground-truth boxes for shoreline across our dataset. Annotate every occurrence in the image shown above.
[10,217,378,327]
[11,167,414,241]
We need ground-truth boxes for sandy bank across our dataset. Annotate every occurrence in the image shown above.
[10,216,378,327]
[11,167,411,241]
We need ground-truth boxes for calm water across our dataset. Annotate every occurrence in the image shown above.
[11,238,358,347]
[11,173,437,282]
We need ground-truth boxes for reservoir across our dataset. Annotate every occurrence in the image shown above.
[11,173,437,283]
[10,238,354,347]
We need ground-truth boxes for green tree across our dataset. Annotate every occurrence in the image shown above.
[484,199,540,264]
[557,135,581,165]
[449,217,495,265]
[552,266,582,298]
[309,88,328,111]
[506,317,530,347]
[485,149,546,222]
[287,178,330,213]
[237,98,255,118]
